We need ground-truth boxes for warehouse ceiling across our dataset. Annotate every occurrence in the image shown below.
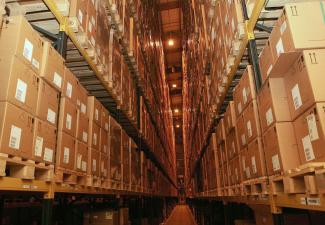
[159,0,184,185]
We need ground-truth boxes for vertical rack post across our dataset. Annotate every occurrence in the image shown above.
[56,31,68,59]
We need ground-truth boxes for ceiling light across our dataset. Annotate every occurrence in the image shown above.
[174,109,179,113]
[168,39,174,46]
[176,124,180,128]
[172,84,177,88]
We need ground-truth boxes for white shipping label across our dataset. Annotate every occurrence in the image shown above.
[66,113,72,130]
[302,135,315,161]
[247,121,253,138]
[81,161,87,172]
[266,65,273,77]
[291,84,303,110]
[82,131,88,142]
[15,79,27,103]
[47,108,56,124]
[280,21,287,34]
[306,114,319,141]
[23,38,33,61]
[63,147,70,164]
[276,38,284,56]
[251,156,257,174]
[77,154,82,169]
[242,87,248,104]
[105,123,109,131]
[91,16,95,26]
[81,103,87,114]
[32,58,40,69]
[88,21,93,32]
[66,82,73,98]
[95,109,99,121]
[241,134,246,145]
[9,125,22,150]
[266,108,274,126]
[34,136,44,157]
[43,148,53,162]
[78,10,83,24]
[237,102,242,114]
[53,72,62,88]
[307,197,321,206]
[92,159,97,172]
[272,154,281,171]
[93,133,97,145]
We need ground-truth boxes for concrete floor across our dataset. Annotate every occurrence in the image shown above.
[165,205,196,225]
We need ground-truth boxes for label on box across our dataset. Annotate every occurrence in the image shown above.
[306,114,319,141]
[307,197,321,206]
[66,113,72,130]
[82,131,88,142]
[66,82,73,98]
[34,136,43,157]
[242,87,247,104]
[81,103,87,114]
[302,135,315,161]
[241,134,246,145]
[93,133,97,145]
[82,161,87,172]
[44,148,53,162]
[95,109,99,121]
[92,159,97,172]
[272,154,281,171]
[78,10,83,24]
[266,108,274,126]
[53,72,62,88]
[247,120,252,138]
[47,108,56,124]
[63,147,70,164]
[9,125,22,150]
[300,197,307,205]
[291,84,303,110]
[276,38,284,56]
[251,156,257,174]
[105,122,109,131]
[237,102,242,114]
[23,38,33,61]
[15,79,27,103]
[32,58,40,69]
[280,21,287,34]
[77,154,82,169]
[266,65,273,77]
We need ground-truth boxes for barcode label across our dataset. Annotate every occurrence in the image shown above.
[276,38,284,56]
[291,84,302,110]
[47,108,56,124]
[34,136,43,157]
[15,79,27,103]
[23,38,33,61]
[280,21,287,34]
[251,156,257,174]
[247,120,252,138]
[266,108,274,126]
[307,197,321,206]
[53,72,62,88]
[66,82,73,98]
[63,147,70,164]
[66,113,72,130]
[9,125,22,150]
[306,114,319,141]
[82,131,88,142]
[43,148,53,162]
[302,135,315,161]
[272,154,281,171]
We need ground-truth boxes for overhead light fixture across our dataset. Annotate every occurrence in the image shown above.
[176,124,180,128]
[168,39,174,46]
[172,84,177,88]
[174,109,179,113]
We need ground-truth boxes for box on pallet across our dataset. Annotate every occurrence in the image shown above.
[76,141,88,173]
[68,0,88,33]
[100,152,108,179]
[76,83,88,116]
[63,67,80,105]
[56,131,76,170]
[224,101,236,134]
[88,96,102,126]
[76,110,89,144]
[242,100,261,144]
[89,148,100,177]
[247,138,266,179]
[226,129,239,160]
[100,128,108,154]
[0,56,39,115]
[89,120,100,150]
[58,97,78,137]
[101,106,110,131]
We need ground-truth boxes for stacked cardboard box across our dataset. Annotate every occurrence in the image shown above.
[130,139,141,190]
[109,116,122,186]
[122,130,130,190]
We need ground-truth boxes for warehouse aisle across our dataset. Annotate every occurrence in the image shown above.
[165,205,196,225]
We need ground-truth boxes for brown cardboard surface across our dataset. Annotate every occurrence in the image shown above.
[32,118,56,164]
[58,97,78,137]
[75,141,88,173]
[247,137,266,179]
[101,106,110,132]
[86,0,98,48]
[88,120,100,151]
[100,152,109,179]
[263,122,299,175]
[236,113,247,150]
[240,148,250,181]
[69,0,88,32]
[0,102,34,159]
[63,68,79,105]
[243,100,261,144]
[226,129,240,160]
[224,101,236,134]
[89,148,100,177]
[259,40,275,84]
[36,79,60,126]
[229,156,241,185]
[0,56,39,115]
[76,83,88,116]
[100,128,108,154]
[76,110,89,144]
[88,96,102,125]
[56,131,76,170]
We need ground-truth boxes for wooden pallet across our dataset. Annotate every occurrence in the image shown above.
[270,163,325,195]
[228,184,244,196]
[109,180,122,190]
[242,177,269,196]
[86,175,102,188]
[0,153,53,181]
[55,167,87,186]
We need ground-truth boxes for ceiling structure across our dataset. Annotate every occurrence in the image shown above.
[158,0,184,187]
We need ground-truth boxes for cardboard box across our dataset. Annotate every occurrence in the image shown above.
[100,128,108,154]
[224,101,236,134]
[56,131,76,170]
[0,102,34,159]
[58,97,77,137]
[247,138,266,179]
[258,78,291,133]
[88,96,102,125]
[122,131,130,185]
[233,65,256,117]
[216,118,226,143]
[0,16,43,73]
[294,103,325,164]
[236,113,247,150]
[259,40,275,84]
[0,56,39,115]
[100,152,108,178]
[108,34,122,98]
[229,156,241,185]
[240,148,250,181]
[63,67,79,105]
[86,0,97,48]
[76,83,88,116]
[36,79,60,126]
[69,0,88,32]
[101,106,109,131]
[242,100,262,144]
[284,49,325,120]
[89,120,100,150]
[269,1,325,64]
[40,42,65,91]
[263,122,299,175]
[89,148,100,177]
[75,141,88,173]
[32,118,56,164]
[76,110,89,144]
[226,129,239,160]
[109,117,121,162]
